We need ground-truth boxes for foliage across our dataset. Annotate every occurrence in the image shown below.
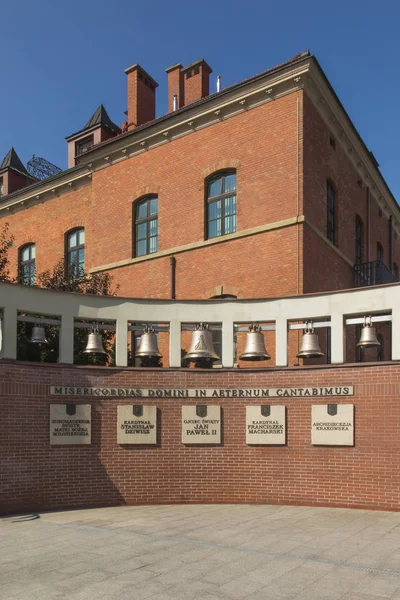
[17,258,119,364]
[139,355,163,368]
[0,223,15,283]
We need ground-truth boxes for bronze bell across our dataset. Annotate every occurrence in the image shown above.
[239,324,271,361]
[357,316,380,348]
[184,323,220,363]
[30,325,48,344]
[297,322,324,358]
[136,325,162,358]
[84,324,106,354]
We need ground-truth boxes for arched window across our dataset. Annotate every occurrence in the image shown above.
[67,228,85,277]
[206,171,236,239]
[326,181,336,244]
[355,216,364,264]
[19,243,36,286]
[377,242,383,262]
[134,196,158,257]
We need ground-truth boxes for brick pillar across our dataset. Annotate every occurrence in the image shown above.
[182,59,213,106]
[166,63,184,113]
[125,64,159,131]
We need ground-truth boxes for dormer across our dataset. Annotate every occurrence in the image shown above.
[0,148,36,197]
[66,105,121,168]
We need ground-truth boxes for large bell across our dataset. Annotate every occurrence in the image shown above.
[239,324,271,361]
[184,323,220,363]
[84,324,106,354]
[136,326,162,358]
[297,322,324,358]
[357,317,380,348]
[30,325,48,344]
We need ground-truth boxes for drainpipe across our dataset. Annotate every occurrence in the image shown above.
[366,187,371,262]
[170,256,176,299]
[389,215,393,270]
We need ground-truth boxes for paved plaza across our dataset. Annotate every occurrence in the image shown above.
[1,504,400,599]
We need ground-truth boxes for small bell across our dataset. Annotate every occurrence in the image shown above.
[357,316,380,348]
[184,323,220,363]
[239,324,271,361]
[136,325,162,358]
[84,323,106,354]
[297,322,324,358]
[30,324,48,344]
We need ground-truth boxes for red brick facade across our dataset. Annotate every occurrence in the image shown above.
[1,360,399,514]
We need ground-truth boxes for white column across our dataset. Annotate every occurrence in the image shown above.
[115,319,128,367]
[275,317,288,366]
[59,314,74,364]
[222,321,234,367]
[2,305,17,360]
[169,320,181,367]
[391,308,400,360]
[330,313,345,364]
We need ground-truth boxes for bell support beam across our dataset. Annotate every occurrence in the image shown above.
[59,314,74,364]
[1,305,17,360]
[222,321,234,367]
[115,319,128,367]
[170,320,181,367]
[330,313,345,364]
[391,308,400,360]
[275,316,288,366]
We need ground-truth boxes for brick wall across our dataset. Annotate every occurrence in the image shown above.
[1,360,399,514]
[1,89,399,303]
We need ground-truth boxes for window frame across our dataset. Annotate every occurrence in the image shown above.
[133,195,158,258]
[75,135,94,157]
[66,227,85,277]
[0,177,3,197]
[19,243,36,286]
[205,170,237,240]
[326,180,336,245]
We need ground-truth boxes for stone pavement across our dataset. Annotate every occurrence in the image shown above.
[1,504,400,599]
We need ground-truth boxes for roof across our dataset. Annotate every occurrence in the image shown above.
[66,104,121,142]
[0,147,29,176]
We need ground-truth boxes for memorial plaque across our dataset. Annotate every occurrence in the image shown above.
[246,405,286,445]
[117,405,157,444]
[182,405,221,444]
[50,404,91,445]
[312,404,354,446]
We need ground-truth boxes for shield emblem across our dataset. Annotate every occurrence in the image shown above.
[196,405,207,418]
[261,405,271,417]
[327,404,338,416]
[66,404,76,416]
[133,405,143,417]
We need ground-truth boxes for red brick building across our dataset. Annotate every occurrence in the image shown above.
[0,51,398,364]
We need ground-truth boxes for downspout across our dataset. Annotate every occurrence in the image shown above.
[170,256,176,299]
[366,187,371,262]
[389,215,393,270]
[296,92,300,296]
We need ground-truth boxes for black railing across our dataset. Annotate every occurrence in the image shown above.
[353,260,398,287]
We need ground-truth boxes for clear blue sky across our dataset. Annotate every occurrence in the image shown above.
[1,0,399,199]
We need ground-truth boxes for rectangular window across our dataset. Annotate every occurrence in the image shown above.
[207,172,237,239]
[75,136,94,157]
[0,177,3,197]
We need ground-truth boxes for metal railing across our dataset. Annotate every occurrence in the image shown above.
[353,260,398,287]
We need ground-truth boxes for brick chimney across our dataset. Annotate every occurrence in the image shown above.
[166,59,212,113]
[124,64,158,132]
[182,59,212,106]
[166,63,184,113]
